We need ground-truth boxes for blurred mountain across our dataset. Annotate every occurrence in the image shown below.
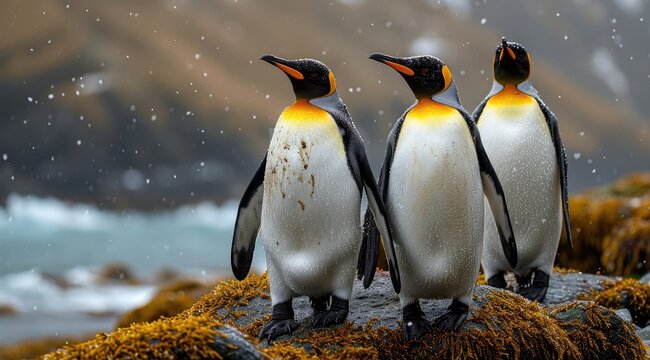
[0,0,648,209]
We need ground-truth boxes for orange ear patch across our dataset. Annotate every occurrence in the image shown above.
[384,60,415,76]
[327,71,337,96]
[275,63,304,80]
[442,65,453,90]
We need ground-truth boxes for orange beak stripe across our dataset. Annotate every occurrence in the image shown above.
[499,48,504,61]
[274,62,304,80]
[506,46,516,60]
[383,60,415,76]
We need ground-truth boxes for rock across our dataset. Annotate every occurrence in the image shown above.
[47,271,648,359]
[637,326,650,341]
[0,303,17,316]
[640,272,650,284]
[615,308,633,323]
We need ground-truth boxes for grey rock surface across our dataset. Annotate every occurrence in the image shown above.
[637,326,650,341]
[639,272,650,284]
[227,271,614,339]
[616,308,634,323]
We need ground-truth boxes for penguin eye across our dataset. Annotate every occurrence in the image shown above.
[309,72,320,80]
[418,67,431,74]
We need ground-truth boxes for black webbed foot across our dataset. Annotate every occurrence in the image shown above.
[313,295,349,328]
[433,298,468,332]
[487,272,507,288]
[259,300,298,342]
[518,269,549,302]
[402,300,431,341]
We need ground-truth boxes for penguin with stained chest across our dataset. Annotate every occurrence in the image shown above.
[231,55,400,342]
[364,53,518,341]
[474,38,573,302]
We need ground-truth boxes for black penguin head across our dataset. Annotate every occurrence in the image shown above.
[260,55,336,100]
[493,38,531,85]
[369,53,453,99]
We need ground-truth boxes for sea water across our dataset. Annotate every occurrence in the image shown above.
[0,193,266,343]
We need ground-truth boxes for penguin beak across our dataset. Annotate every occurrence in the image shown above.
[260,54,304,80]
[369,53,415,76]
[500,38,516,61]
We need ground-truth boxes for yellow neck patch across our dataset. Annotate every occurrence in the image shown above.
[486,85,536,107]
[405,97,458,125]
[279,99,332,125]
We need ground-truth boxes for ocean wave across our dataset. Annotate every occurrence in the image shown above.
[0,267,155,315]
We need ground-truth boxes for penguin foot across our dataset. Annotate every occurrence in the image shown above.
[487,272,507,288]
[259,300,297,343]
[402,301,431,341]
[518,270,549,302]
[259,319,299,342]
[313,295,348,327]
[310,294,329,316]
[433,299,468,332]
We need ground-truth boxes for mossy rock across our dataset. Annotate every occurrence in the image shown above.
[557,172,650,276]
[115,278,215,329]
[47,272,647,359]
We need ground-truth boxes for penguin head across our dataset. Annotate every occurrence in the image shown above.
[369,53,453,99]
[260,54,336,100]
[493,38,531,85]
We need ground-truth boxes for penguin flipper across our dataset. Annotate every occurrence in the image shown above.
[459,109,518,268]
[358,148,401,293]
[231,155,266,280]
[474,130,518,268]
[359,206,379,284]
[536,98,573,249]
[310,93,401,292]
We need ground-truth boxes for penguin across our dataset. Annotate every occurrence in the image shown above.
[231,55,400,342]
[473,38,573,302]
[365,53,518,341]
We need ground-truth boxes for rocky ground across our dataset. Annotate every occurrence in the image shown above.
[38,271,649,359]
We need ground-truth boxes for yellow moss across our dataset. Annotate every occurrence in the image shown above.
[45,273,647,360]
[116,278,216,329]
[581,278,650,325]
[557,172,650,276]
[182,272,270,321]
[45,314,224,359]
[0,336,87,360]
[115,292,195,329]
[601,218,650,275]
[551,302,645,359]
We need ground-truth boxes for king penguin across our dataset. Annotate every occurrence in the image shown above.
[474,38,573,302]
[231,55,400,342]
[365,53,518,341]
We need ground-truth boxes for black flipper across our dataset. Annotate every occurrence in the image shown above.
[534,97,573,249]
[310,93,401,293]
[231,155,266,280]
[461,111,518,268]
[359,107,410,289]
